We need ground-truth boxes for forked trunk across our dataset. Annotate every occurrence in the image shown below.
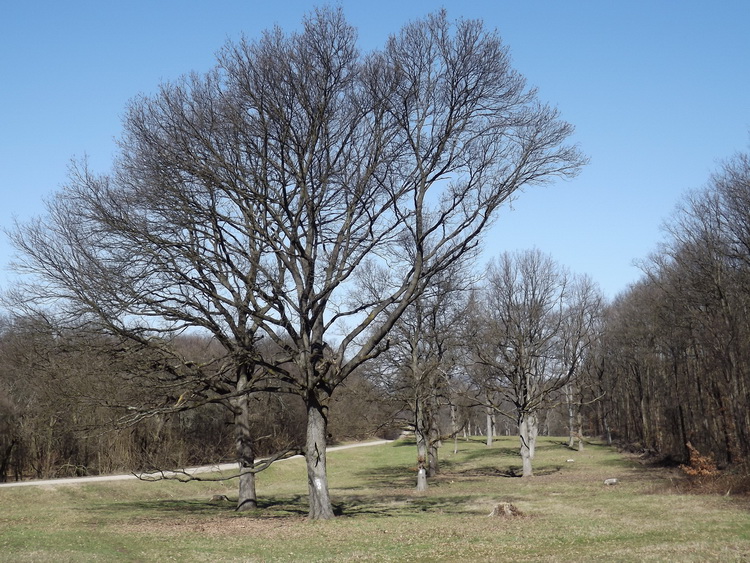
[306,397,334,520]
[234,392,257,511]
[519,412,538,478]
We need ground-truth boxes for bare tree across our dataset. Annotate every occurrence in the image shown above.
[370,260,471,490]
[602,149,750,466]
[8,8,584,518]
[468,250,601,476]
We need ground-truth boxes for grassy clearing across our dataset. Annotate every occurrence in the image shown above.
[1,437,749,561]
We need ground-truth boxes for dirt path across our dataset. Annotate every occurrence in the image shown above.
[0,439,392,488]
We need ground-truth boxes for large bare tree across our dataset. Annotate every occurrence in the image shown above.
[9,8,584,518]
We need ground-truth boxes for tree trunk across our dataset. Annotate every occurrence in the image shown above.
[416,451,428,492]
[415,433,428,491]
[415,428,428,465]
[576,411,585,452]
[519,412,538,477]
[233,392,257,511]
[0,439,16,483]
[416,467,428,492]
[427,431,439,477]
[451,405,459,454]
[305,395,334,520]
[486,408,495,446]
[604,412,612,446]
[566,385,576,448]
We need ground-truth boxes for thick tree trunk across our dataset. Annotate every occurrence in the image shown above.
[415,428,428,463]
[305,396,334,520]
[427,430,439,477]
[519,412,538,477]
[416,450,428,492]
[234,392,257,511]
[416,466,428,492]
[415,393,440,477]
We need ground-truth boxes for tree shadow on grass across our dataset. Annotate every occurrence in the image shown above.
[91,494,311,519]
[391,439,417,447]
[450,464,563,479]
[352,462,417,489]
[351,442,557,489]
[93,491,496,521]
[331,493,489,518]
[455,446,519,462]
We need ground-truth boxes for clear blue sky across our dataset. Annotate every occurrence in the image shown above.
[1,1,749,300]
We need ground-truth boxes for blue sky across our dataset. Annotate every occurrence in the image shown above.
[1,1,749,300]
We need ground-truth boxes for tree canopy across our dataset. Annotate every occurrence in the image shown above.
[8,7,584,518]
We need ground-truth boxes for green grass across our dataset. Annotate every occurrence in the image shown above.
[2,437,749,561]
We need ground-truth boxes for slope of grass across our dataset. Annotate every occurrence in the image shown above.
[1,437,749,561]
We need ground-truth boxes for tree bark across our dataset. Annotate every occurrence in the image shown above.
[415,430,429,491]
[416,453,428,492]
[233,392,257,511]
[519,412,538,477]
[305,395,334,520]
[576,412,585,451]
[566,385,576,448]
[486,408,495,447]
[427,429,440,477]
[415,427,428,465]
[604,411,612,446]
[451,404,459,454]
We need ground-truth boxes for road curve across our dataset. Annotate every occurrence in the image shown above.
[0,439,393,488]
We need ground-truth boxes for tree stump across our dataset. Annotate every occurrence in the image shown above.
[489,502,522,517]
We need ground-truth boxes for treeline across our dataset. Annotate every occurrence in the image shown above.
[593,151,750,467]
[1,251,600,484]
[0,318,393,481]
[4,150,750,488]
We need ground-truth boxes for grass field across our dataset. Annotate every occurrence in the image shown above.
[1,436,749,562]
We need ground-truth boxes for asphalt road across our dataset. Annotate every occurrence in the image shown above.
[0,439,392,488]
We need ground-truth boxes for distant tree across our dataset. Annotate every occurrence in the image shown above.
[468,250,601,476]
[370,260,471,490]
[328,372,396,442]
[8,8,584,518]
[0,316,238,481]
